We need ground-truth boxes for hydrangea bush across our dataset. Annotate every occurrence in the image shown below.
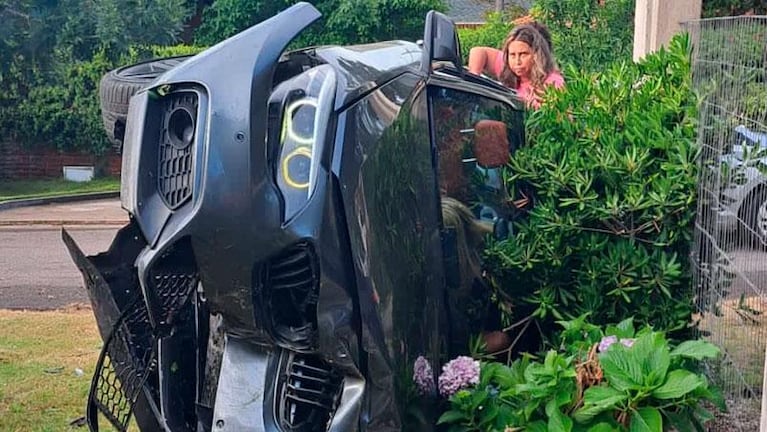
[436,318,723,432]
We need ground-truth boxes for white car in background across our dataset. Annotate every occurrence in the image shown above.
[717,125,767,246]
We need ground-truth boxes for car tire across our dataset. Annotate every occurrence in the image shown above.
[742,187,767,249]
[99,56,192,153]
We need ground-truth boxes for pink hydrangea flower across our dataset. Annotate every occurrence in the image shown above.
[620,338,635,348]
[438,356,480,397]
[412,356,435,396]
[598,335,618,352]
[598,335,636,352]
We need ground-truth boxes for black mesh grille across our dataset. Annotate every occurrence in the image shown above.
[278,354,343,432]
[158,92,197,209]
[151,271,199,325]
[266,244,318,349]
[88,297,156,431]
[146,239,199,329]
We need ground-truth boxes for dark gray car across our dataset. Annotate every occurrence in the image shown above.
[63,3,526,431]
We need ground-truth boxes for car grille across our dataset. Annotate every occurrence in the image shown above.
[277,353,343,432]
[158,92,198,209]
[146,238,199,329]
[89,297,157,431]
[265,243,318,349]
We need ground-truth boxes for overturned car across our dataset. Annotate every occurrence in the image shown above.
[63,3,527,431]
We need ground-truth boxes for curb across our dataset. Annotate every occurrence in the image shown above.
[0,220,127,227]
[0,191,120,211]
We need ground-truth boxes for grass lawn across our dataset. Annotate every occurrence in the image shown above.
[0,177,120,202]
[0,307,100,432]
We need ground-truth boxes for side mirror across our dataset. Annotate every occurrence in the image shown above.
[420,10,463,75]
[473,120,509,168]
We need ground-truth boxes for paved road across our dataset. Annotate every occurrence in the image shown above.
[0,198,127,310]
[0,226,120,309]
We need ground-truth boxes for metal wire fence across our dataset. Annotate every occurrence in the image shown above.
[685,16,767,431]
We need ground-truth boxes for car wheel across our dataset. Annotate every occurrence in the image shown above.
[742,187,767,249]
[99,56,192,153]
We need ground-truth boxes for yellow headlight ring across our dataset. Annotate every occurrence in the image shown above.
[281,98,318,145]
[281,146,313,189]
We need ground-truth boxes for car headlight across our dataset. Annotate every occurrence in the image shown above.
[273,65,336,221]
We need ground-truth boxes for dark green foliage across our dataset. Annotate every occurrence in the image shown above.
[193,0,292,45]
[194,0,446,46]
[532,0,635,72]
[0,45,201,155]
[1,0,191,63]
[703,0,767,17]
[12,53,112,154]
[457,12,513,62]
[484,35,699,342]
[1,0,194,155]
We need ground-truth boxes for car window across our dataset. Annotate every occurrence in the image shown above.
[429,86,524,352]
[429,86,524,224]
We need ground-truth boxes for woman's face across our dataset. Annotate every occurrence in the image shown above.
[506,40,534,80]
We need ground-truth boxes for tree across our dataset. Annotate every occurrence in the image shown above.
[703,0,767,17]
[0,0,192,154]
[194,0,446,46]
[531,0,635,73]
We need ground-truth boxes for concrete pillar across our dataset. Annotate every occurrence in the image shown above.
[633,0,702,61]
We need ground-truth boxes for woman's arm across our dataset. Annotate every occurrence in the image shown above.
[468,46,503,77]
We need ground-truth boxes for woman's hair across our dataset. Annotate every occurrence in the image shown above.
[499,24,557,90]
[529,22,552,52]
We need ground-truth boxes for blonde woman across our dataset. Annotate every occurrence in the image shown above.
[468,23,564,108]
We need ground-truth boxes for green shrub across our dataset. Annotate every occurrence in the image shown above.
[195,0,446,46]
[703,0,767,17]
[531,0,634,72]
[2,44,205,155]
[457,13,513,62]
[437,318,723,432]
[484,34,699,344]
[9,50,112,154]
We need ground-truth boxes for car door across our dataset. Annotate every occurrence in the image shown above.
[427,78,526,354]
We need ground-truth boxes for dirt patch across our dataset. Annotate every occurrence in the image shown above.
[707,397,762,431]
[699,295,766,430]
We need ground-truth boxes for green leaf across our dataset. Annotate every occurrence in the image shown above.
[587,423,620,432]
[633,332,670,387]
[478,403,500,427]
[437,410,467,425]
[574,386,627,423]
[573,405,608,424]
[584,385,628,406]
[629,407,662,432]
[527,420,548,432]
[670,340,720,361]
[606,317,635,338]
[470,388,488,410]
[546,399,574,432]
[599,347,643,391]
[651,370,703,399]
[662,408,696,432]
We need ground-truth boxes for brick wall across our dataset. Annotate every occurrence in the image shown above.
[0,141,121,180]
